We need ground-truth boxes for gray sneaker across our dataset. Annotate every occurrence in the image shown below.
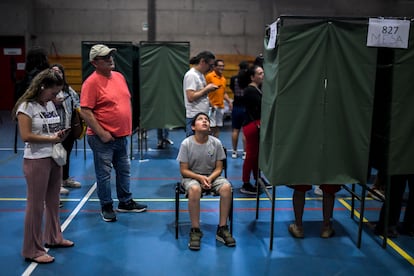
[101,204,117,222]
[188,228,203,250]
[63,177,81,188]
[216,225,236,247]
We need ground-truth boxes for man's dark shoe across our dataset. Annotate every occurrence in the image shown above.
[117,199,147,213]
[188,228,203,250]
[216,225,236,247]
[101,204,117,222]
[240,182,258,195]
[374,225,398,238]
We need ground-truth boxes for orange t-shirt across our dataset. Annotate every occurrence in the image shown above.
[81,71,132,137]
[206,71,227,108]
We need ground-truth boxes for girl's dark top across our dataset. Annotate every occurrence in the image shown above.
[243,84,262,126]
[230,76,244,107]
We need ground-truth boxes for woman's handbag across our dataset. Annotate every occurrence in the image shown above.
[52,143,67,166]
[39,111,67,166]
[71,108,86,139]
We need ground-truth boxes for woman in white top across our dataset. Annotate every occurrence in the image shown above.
[12,69,74,264]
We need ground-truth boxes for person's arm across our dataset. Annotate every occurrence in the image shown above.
[207,160,223,183]
[229,76,235,92]
[180,162,207,188]
[17,113,66,143]
[79,107,114,143]
[180,161,218,190]
[224,92,233,110]
[69,87,80,108]
[186,83,218,102]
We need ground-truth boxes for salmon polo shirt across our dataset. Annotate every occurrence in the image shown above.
[81,71,132,137]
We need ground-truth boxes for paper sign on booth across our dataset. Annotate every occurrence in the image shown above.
[367,18,410,49]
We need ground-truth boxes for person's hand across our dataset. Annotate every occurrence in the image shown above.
[199,175,211,190]
[99,131,115,143]
[53,93,65,106]
[52,97,64,106]
[54,128,71,142]
[205,83,218,94]
[228,101,233,110]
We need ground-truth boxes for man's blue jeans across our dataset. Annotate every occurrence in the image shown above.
[87,135,132,207]
[186,117,194,137]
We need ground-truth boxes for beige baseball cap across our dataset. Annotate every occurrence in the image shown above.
[89,44,117,61]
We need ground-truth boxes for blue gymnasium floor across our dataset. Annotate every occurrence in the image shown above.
[0,110,413,276]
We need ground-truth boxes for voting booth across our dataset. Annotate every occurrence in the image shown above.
[258,16,413,249]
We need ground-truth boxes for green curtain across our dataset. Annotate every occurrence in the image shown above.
[138,42,189,129]
[387,24,414,174]
[260,20,377,185]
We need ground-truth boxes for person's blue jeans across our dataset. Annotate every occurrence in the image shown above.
[87,135,132,207]
[157,128,169,140]
[186,117,194,137]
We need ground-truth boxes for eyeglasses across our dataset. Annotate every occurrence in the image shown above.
[94,54,113,61]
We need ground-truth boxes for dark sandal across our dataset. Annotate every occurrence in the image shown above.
[25,254,55,264]
[45,239,75,248]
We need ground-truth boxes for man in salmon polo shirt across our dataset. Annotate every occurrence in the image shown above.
[80,44,147,222]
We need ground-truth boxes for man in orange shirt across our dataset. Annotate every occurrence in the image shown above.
[206,59,232,137]
[80,44,147,222]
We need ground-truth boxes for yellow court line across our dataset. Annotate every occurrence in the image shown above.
[338,198,414,266]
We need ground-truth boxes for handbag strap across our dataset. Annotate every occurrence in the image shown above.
[38,110,52,136]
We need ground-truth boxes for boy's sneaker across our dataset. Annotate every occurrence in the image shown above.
[216,225,236,247]
[242,152,246,160]
[240,182,257,195]
[63,177,81,188]
[188,228,203,250]
[231,151,237,159]
[117,199,147,213]
[101,204,117,222]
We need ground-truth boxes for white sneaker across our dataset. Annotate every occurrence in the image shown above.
[231,151,237,159]
[60,186,69,195]
[242,152,246,160]
[63,177,81,188]
[314,186,323,196]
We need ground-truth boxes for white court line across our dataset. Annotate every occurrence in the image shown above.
[22,182,97,276]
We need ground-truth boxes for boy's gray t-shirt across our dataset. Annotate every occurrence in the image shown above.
[177,135,225,175]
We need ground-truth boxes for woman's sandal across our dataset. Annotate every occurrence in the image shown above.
[45,239,75,248]
[25,254,55,264]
